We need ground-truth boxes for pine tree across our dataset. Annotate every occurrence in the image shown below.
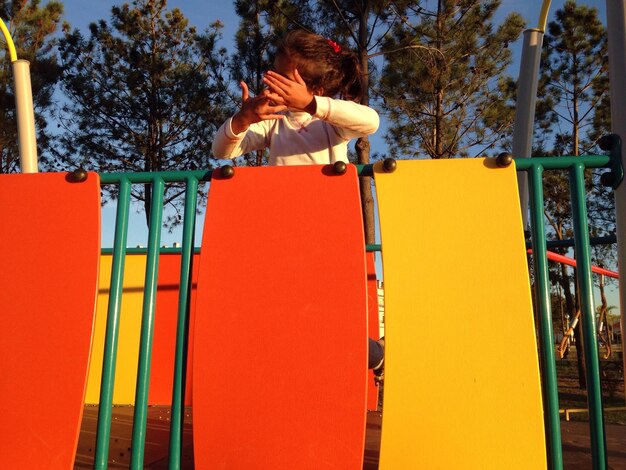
[0,0,63,173]
[379,0,524,159]
[536,1,613,265]
[538,0,608,155]
[535,0,612,388]
[56,0,230,226]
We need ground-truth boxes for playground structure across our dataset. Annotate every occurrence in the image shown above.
[1,2,626,470]
[1,153,623,469]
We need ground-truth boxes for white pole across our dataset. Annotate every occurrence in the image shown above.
[605,0,626,403]
[512,29,544,232]
[12,59,38,173]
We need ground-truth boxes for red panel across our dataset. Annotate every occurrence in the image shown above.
[366,252,381,411]
[148,254,200,405]
[193,165,368,469]
[0,172,100,469]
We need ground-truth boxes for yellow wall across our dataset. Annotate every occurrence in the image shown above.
[85,254,147,404]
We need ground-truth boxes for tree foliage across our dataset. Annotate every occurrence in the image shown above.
[537,0,608,155]
[0,0,63,173]
[379,0,525,159]
[536,2,613,254]
[56,0,230,225]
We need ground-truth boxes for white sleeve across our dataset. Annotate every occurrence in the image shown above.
[211,117,272,159]
[313,96,380,140]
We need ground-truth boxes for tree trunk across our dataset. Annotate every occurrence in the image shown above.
[356,1,375,245]
[144,183,153,228]
[434,0,444,159]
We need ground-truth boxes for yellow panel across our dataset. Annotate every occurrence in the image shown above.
[85,254,147,405]
[375,159,546,469]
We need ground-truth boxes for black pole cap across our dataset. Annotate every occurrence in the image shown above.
[598,134,619,151]
[68,168,88,182]
[333,161,347,175]
[600,171,616,187]
[495,152,513,168]
[220,165,235,179]
[382,158,397,173]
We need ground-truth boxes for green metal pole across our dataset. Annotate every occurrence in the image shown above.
[569,163,607,470]
[527,164,563,470]
[94,178,131,470]
[130,177,165,469]
[168,176,199,468]
[514,154,611,170]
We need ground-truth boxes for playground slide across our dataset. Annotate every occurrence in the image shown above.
[0,172,100,469]
[374,159,547,469]
[192,165,368,469]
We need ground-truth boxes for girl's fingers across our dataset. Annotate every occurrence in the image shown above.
[240,81,249,103]
[253,97,286,115]
[266,92,285,105]
[293,68,306,86]
[263,102,287,114]
[265,70,292,85]
[262,75,287,96]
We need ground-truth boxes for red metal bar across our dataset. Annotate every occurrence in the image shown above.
[527,249,619,279]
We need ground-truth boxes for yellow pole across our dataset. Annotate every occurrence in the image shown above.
[0,17,38,173]
[538,0,552,31]
[0,18,16,61]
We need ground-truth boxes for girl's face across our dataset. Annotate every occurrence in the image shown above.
[273,54,319,96]
[273,54,297,82]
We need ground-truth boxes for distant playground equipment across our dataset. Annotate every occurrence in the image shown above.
[2,2,626,470]
[530,249,622,360]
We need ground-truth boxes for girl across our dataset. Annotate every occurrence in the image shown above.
[211,29,380,165]
[212,29,383,373]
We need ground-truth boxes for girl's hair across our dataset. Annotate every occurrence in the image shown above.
[275,29,363,102]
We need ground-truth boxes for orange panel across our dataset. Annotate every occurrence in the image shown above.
[366,252,380,411]
[0,172,100,469]
[193,165,368,469]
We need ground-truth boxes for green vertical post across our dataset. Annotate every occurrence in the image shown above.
[130,177,165,469]
[168,176,199,468]
[569,163,607,470]
[527,164,563,470]
[94,178,131,470]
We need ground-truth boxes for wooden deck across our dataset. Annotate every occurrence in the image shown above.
[75,407,626,469]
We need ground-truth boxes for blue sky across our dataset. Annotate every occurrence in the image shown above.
[52,0,620,308]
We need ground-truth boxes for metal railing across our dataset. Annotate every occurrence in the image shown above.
[93,143,621,469]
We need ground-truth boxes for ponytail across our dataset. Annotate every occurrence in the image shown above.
[338,50,363,102]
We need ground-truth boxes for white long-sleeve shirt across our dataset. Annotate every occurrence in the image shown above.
[211,96,380,166]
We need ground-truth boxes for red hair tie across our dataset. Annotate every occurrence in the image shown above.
[327,39,341,53]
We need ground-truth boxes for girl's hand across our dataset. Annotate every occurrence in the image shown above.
[263,70,316,113]
[232,81,286,134]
